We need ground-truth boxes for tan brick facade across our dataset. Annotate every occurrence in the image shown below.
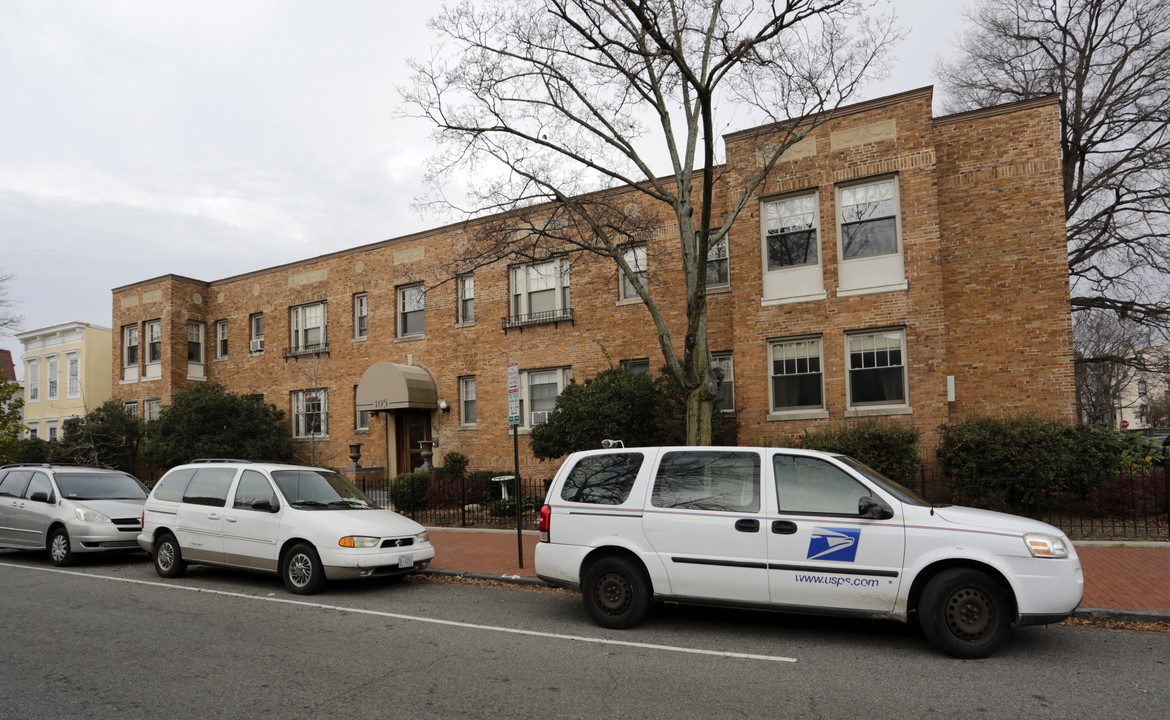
[110,87,1075,478]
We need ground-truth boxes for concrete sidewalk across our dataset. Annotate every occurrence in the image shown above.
[424,528,1170,622]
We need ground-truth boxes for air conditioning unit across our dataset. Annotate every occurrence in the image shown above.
[531,411,550,426]
[250,339,264,352]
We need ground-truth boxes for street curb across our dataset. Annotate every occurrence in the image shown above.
[423,570,1170,623]
[422,568,550,588]
[1074,607,1170,623]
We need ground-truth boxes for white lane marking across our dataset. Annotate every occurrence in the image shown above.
[0,562,797,663]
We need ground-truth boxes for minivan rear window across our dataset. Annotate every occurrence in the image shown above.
[652,450,760,512]
[152,467,196,502]
[560,453,644,505]
[182,468,237,507]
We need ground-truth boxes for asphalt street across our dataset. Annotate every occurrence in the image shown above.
[2,550,1167,719]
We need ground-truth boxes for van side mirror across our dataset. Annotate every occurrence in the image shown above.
[30,491,50,503]
[859,496,894,520]
[252,498,280,513]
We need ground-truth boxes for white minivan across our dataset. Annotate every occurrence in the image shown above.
[138,460,433,594]
[534,446,1083,658]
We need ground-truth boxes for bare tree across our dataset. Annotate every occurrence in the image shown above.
[1073,308,1168,424]
[0,268,23,336]
[936,0,1170,355]
[403,0,897,443]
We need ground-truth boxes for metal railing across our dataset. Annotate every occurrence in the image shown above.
[501,308,574,332]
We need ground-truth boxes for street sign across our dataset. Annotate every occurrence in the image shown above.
[1120,420,1130,429]
[507,361,520,425]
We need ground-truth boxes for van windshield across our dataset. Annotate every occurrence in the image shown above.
[270,469,377,509]
[55,473,148,500]
[835,456,931,507]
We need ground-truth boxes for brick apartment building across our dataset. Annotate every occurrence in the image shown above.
[110,86,1075,478]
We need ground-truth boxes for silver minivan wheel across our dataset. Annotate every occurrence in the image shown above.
[48,528,73,567]
[282,543,326,595]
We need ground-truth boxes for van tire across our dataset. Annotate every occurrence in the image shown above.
[154,533,187,578]
[920,568,1011,659]
[282,543,326,595]
[48,528,73,567]
[582,556,650,629]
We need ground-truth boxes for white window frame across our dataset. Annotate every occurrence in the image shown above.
[398,284,425,338]
[215,320,228,359]
[144,398,162,423]
[124,401,138,417]
[509,259,571,321]
[354,293,368,339]
[26,360,39,402]
[457,275,475,325]
[520,367,572,430]
[187,322,206,380]
[760,191,825,305]
[145,320,163,380]
[836,176,907,296]
[250,313,265,353]
[26,422,38,439]
[292,389,329,439]
[768,337,826,418]
[354,385,369,432]
[706,236,730,289]
[291,302,327,352]
[460,376,477,427]
[711,352,734,413]
[46,419,59,442]
[65,351,80,399]
[619,245,647,302]
[122,324,139,381]
[1137,380,1148,396]
[46,355,59,400]
[845,329,910,414]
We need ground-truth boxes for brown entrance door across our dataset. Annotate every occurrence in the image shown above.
[396,410,432,472]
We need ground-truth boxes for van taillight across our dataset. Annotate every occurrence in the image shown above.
[538,504,551,542]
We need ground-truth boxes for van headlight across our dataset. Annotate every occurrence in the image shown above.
[339,536,380,548]
[415,530,429,544]
[1024,533,1069,558]
[75,507,111,523]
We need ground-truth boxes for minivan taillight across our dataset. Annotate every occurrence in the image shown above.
[538,504,551,542]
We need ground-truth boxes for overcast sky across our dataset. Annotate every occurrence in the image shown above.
[0,0,973,378]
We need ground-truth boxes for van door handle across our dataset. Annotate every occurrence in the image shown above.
[734,519,760,533]
[207,512,220,520]
[225,517,237,523]
[772,520,797,534]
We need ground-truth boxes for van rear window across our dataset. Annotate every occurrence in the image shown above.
[560,453,643,505]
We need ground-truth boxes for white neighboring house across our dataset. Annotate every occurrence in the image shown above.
[16,322,113,440]
[1113,346,1170,431]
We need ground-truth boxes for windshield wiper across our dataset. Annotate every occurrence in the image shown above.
[327,500,371,508]
[292,500,328,507]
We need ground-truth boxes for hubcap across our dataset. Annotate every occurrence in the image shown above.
[289,553,313,587]
[158,542,174,571]
[945,587,993,641]
[595,572,631,615]
[50,534,68,562]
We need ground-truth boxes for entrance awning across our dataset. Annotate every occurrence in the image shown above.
[356,362,438,412]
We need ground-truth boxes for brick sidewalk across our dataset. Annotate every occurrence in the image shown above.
[427,529,1170,613]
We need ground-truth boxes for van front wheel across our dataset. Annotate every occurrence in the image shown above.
[582,557,650,629]
[920,568,1011,659]
[282,543,326,595]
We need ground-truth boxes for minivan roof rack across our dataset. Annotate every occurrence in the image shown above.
[190,458,254,464]
[0,462,114,470]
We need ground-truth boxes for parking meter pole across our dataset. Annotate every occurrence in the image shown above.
[514,423,523,568]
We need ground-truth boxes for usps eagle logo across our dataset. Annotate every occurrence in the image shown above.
[806,527,861,562]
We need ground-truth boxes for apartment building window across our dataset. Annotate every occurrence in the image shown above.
[145,399,161,423]
[124,401,138,417]
[508,259,571,327]
[66,352,80,398]
[250,313,265,353]
[122,325,139,380]
[460,376,477,426]
[26,360,38,402]
[837,177,906,295]
[847,329,908,409]
[711,353,734,413]
[354,294,368,339]
[619,245,647,301]
[290,302,326,353]
[457,275,475,324]
[145,320,163,379]
[520,367,571,428]
[292,389,328,438]
[47,420,59,442]
[707,236,729,288]
[761,191,824,305]
[46,356,59,400]
[398,284,425,337]
[620,359,650,375]
[1138,380,1148,396]
[215,320,228,358]
[1139,404,1149,426]
[354,385,369,432]
[187,322,205,379]
[770,337,824,412]
[26,423,38,439]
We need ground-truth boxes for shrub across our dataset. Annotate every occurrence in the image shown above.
[796,419,921,486]
[388,472,433,512]
[425,475,488,508]
[488,496,542,517]
[1092,473,1168,517]
[468,469,515,499]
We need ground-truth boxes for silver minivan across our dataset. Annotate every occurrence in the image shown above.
[0,463,147,566]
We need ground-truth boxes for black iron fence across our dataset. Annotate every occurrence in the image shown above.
[351,464,1170,542]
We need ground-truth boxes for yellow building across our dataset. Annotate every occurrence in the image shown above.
[16,322,113,440]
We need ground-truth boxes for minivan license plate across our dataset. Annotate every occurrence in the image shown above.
[398,554,414,569]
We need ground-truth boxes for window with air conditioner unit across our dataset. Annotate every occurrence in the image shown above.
[519,367,571,429]
[250,312,265,353]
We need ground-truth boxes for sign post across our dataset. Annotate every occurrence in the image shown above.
[507,362,523,568]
